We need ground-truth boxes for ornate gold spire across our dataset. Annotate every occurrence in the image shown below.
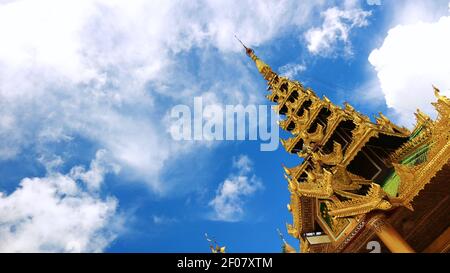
[243,42,450,253]
[236,36,274,80]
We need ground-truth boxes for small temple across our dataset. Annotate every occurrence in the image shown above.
[242,44,450,253]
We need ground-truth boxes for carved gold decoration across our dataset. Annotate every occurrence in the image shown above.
[328,183,392,218]
[376,112,410,135]
[296,168,333,198]
[390,89,450,209]
[300,124,325,146]
[291,109,310,134]
[280,135,302,153]
[314,141,343,165]
[331,164,371,191]
[321,110,346,144]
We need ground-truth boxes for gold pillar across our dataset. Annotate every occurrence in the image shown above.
[367,214,415,253]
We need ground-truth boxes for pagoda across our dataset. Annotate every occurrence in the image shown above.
[242,44,450,253]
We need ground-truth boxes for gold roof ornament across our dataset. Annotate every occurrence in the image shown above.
[432,85,445,102]
[297,168,334,198]
[277,229,297,253]
[328,183,392,218]
[205,233,226,253]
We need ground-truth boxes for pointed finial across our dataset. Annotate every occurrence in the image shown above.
[234,35,254,57]
[433,84,440,96]
[344,101,355,112]
[236,36,274,80]
[305,170,315,181]
[205,233,226,253]
[234,35,248,50]
[379,112,390,122]
[277,228,297,253]
[415,108,430,122]
[432,84,450,106]
[282,163,291,175]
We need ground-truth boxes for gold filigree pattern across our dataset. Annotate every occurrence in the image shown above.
[300,124,324,146]
[314,142,343,166]
[296,168,333,198]
[328,184,392,218]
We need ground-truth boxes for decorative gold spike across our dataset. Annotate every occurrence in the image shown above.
[282,164,291,176]
[205,233,226,253]
[305,170,316,182]
[278,228,297,253]
[343,101,355,112]
[415,109,430,122]
[404,202,414,211]
[286,223,299,238]
[433,84,440,98]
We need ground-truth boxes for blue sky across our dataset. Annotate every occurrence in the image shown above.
[0,0,449,252]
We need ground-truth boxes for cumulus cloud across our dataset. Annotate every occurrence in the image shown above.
[368,14,450,126]
[0,0,374,194]
[70,150,121,191]
[279,63,307,79]
[0,0,336,193]
[305,6,371,56]
[0,150,121,252]
[209,155,262,222]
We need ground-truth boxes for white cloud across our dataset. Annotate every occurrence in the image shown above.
[152,215,178,225]
[0,0,334,193]
[367,0,381,5]
[387,0,449,26]
[368,15,450,126]
[209,155,262,222]
[279,63,307,79]
[305,6,371,56]
[70,150,121,191]
[0,151,121,252]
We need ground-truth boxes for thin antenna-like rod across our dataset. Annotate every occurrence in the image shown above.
[234,35,248,50]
